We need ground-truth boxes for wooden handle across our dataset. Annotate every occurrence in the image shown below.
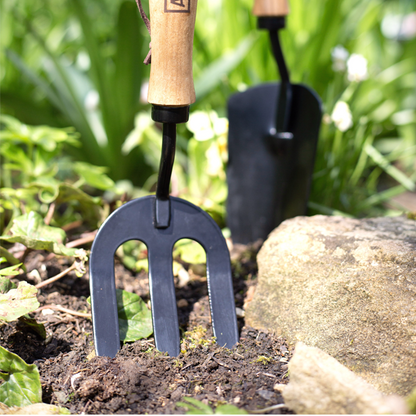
[252,0,289,17]
[147,0,197,106]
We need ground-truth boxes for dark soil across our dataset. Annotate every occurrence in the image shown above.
[0,243,294,414]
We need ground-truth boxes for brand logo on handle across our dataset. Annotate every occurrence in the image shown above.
[164,0,190,13]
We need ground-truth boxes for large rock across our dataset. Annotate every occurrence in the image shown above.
[245,215,416,395]
[282,342,409,414]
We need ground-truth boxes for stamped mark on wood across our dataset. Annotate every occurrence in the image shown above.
[164,0,190,13]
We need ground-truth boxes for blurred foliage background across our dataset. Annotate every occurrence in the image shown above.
[1,0,416,237]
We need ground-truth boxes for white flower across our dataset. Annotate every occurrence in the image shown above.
[347,54,368,82]
[187,110,228,142]
[187,111,215,141]
[331,101,353,132]
[331,45,349,72]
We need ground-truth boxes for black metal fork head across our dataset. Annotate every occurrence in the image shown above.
[89,105,239,358]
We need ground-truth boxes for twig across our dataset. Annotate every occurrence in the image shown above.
[36,304,91,319]
[35,263,76,289]
[44,203,56,225]
[62,220,83,232]
[66,230,97,248]
[249,404,287,414]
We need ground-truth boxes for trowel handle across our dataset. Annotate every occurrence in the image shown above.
[252,0,289,16]
[147,0,197,106]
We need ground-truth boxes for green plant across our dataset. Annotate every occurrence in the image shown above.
[2,0,251,191]
[0,346,69,413]
[406,386,416,414]
[2,0,416,223]
[255,355,273,365]
[0,346,42,406]
[0,116,115,235]
[0,279,39,322]
[87,289,153,343]
[0,259,21,279]
[0,258,47,339]
[176,397,248,415]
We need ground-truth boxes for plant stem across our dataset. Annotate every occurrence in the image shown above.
[66,231,97,248]
[36,304,91,318]
[35,263,76,289]
[250,403,287,414]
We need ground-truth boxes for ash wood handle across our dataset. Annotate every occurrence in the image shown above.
[147,0,197,106]
[252,0,289,17]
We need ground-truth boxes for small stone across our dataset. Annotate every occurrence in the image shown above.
[273,384,286,393]
[53,391,67,405]
[235,307,245,318]
[177,299,188,308]
[41,309,54,316]
[257,389,275,401]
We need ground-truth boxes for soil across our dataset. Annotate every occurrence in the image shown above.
[1,242,294,414]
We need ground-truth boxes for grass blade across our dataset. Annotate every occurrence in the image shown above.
[195,34,256,101]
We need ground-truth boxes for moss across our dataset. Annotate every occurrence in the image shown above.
[406,386,416,414]
[254,355,273,365]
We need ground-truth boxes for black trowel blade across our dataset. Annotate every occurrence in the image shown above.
[226,82,322,244]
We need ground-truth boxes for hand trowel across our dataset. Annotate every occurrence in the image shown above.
[226,0,322,244]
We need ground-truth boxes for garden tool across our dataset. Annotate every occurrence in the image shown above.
[226,0,322,244]
[89,0,238,358]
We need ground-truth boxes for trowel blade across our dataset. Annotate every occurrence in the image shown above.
[226,82,322,244]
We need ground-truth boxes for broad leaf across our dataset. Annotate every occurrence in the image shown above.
[0,281,39,322]
[0,402,70,414]
[0,276,17,293]
[73,162,115,191]
[173,239,206,265]
[17,316,46,339]
[116,289,153,342]
[87,289,153,342]
[0,346,42,407]
[0,212,77,257]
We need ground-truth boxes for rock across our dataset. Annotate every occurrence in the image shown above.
[245,215,416,395]
[282,342,410,414]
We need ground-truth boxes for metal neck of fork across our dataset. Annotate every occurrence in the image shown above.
[151,105,190,229]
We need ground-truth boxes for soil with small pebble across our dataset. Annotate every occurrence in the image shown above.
[1,242,294,414]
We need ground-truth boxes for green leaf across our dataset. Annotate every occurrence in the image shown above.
[0,247,23,267]
[116,289,153,342]
[0,263,22,278]
[173,239,206,265]
[195,34,256,101]
[17,315,46,339]
[0,345,42,406]
[0,403,70,414]
[0,276,17,293]
[176,397,214,414]
[73,162,115,190]
[0,212,77,257]
[29,177,60,204]
[215,404,248,414]
[87,289,153,342]
[0,281,39,322]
